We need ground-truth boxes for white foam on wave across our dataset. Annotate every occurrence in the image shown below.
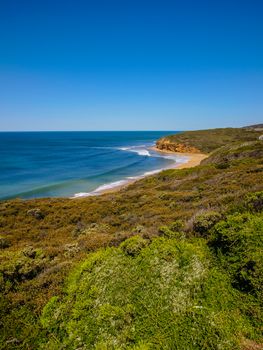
[93,179,129,192]
[153,152,188,162]
[72,158,188,199]
[134,149,151,156]
[72,179,130,198]
[119,145,190,162]
[118,146,151,157]
[143,168,164,176]
[72,145,190,199]
[72,192,94,198]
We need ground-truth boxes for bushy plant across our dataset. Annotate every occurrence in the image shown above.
[0,248,47,287]
[40,238,254,349]
[27,208,45,220]
[211,213,263,297]
[159,220,185,239]
[120,235,148,256]
[0,236,11,249]
[192,211,222,235]
[245,191,263,212]
[215,161,230,169]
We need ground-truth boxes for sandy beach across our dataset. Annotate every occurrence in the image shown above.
[149,146,208,169]
[97,148,208,195]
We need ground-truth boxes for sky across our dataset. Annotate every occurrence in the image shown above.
[0,0,262,131]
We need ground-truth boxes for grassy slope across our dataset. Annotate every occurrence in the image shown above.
[0,129,263,349]
[156,127,262,153]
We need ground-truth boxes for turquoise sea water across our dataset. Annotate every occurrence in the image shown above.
[0,131,186,200]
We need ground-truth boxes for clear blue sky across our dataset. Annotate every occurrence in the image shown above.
[0,0,262,131]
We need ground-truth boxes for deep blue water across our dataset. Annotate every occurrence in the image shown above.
[0,131,185,200]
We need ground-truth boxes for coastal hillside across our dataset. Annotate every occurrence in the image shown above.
[0,128,263,349]
[156,127,262,153]
[244,124,263,131]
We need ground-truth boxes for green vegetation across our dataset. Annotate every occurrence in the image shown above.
[156,127,262,153]
[0,128,263,349]
[40,237,256,349]
[211,212,263,298]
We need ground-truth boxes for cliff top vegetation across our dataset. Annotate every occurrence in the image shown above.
[156,127,262,153]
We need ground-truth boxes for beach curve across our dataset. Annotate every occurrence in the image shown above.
[72,147,208,198]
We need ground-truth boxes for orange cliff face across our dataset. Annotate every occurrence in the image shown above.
[156,138,202,153]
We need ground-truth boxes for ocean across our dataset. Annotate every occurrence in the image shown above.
[0,131,187,200]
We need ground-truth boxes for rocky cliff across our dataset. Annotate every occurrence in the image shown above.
[156,138,201,153]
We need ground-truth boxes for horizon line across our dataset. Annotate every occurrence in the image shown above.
[0,130,181,133]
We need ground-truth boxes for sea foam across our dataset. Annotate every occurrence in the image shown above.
[118,146,151,157]
[72,152,189,199]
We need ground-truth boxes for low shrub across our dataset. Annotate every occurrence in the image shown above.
[159,220,185,239]
[27,208,45,220]
[40,238,254,349]
[192,211,222,236]
[215,161,230,169]
[0,236,11,249]
[120,235,149,256]
[0,249,47,287]
[245,191,263,212]
[211,213,263,297]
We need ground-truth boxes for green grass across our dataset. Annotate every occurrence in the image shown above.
[0,131,263,349]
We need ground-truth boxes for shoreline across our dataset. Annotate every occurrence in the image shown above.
[75,148,207,197]
[149,146,208,169]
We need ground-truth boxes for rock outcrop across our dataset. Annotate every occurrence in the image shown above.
[156,138,201,153]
